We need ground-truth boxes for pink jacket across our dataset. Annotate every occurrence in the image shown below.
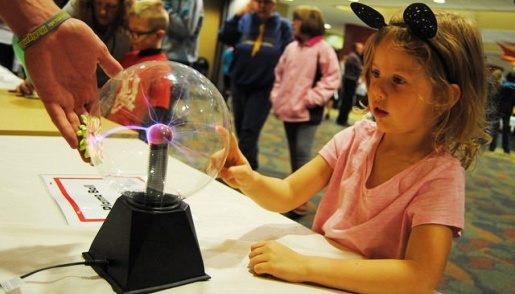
[270,36,341,122]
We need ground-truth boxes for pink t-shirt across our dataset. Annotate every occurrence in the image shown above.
[313,119,465,259]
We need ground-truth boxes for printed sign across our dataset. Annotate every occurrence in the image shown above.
[40,175,144,226]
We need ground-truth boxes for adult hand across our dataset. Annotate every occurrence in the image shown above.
[25,18,122,153]
[236,0,255,17]
[10,79,36,96]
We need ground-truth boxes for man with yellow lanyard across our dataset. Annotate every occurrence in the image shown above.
[218,0,293,170]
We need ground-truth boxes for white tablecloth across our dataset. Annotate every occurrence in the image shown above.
[0,65,21,90]
[0,136,361,293]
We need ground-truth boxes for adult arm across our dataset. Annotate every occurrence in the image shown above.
[278,18,293,53]
[218,15,243,47]
[166,0,203,38]
[0,0,122,157]
[218,1,255,46]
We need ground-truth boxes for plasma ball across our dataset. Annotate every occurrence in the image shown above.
[147,123,173,145]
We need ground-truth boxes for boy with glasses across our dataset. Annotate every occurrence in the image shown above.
[106,0,171,133]
[121,0,168,68]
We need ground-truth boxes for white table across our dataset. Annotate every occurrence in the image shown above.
[0,65,21,90]
[0,135,361,293]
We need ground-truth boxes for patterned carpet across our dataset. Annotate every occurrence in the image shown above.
[255,108,515,294]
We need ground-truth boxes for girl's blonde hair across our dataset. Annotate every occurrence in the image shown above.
[362,9,489,169]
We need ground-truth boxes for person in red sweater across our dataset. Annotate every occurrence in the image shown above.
[107,0,171,138]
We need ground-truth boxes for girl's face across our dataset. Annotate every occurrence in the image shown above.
[292,18,301,37]
[367,40,436,137]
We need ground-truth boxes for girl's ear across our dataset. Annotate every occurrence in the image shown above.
[448,83,461,108]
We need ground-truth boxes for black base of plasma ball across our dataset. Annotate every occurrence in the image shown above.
[83,194,210,294]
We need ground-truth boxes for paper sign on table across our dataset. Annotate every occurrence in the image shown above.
[40,175,144,226]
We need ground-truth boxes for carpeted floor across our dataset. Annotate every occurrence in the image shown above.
[255,108,515,294]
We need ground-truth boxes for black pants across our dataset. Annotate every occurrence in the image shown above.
[336,78,358,126]
[231,83,272,170]
[489,114,513,154]
[0,43,14,72]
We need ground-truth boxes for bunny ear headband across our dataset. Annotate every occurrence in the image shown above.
[351,2,452,82]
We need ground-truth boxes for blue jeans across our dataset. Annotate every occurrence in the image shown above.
[283,121,318,172]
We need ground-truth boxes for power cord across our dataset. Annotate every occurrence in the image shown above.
[0,259,109,292]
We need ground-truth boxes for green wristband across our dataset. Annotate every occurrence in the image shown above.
[18,11,71,50]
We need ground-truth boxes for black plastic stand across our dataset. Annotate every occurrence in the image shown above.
[83,195,210,294]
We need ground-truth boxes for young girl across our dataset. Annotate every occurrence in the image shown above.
[217,2,488,293]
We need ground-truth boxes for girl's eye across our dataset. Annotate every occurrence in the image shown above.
[371,69,380,78]
[393,75,406,84]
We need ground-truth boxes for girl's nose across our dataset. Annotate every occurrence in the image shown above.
[370,80,386,101]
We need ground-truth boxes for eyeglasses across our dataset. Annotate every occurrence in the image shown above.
[253,0,275,5]
[128,28,158,38]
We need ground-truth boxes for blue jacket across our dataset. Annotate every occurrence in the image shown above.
[218,12,293,89]
[498,81,515,119]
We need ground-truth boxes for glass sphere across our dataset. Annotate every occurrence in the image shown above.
[86,61,231,205]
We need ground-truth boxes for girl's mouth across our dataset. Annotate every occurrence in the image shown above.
[373,107,388,118]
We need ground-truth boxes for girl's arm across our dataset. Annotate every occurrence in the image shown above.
[218,131,333,212]
[250,224,453,293]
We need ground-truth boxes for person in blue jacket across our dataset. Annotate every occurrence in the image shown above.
[489,71,515,154]
[218,0,293,170]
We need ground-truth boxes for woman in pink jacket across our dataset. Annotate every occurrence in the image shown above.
[270,5,341,216]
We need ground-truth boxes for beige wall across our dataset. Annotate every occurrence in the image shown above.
[197,0,224,78]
